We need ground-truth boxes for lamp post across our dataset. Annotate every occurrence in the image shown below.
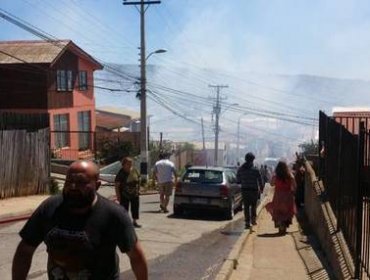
[237,112,249,162]
[140,48,167,179]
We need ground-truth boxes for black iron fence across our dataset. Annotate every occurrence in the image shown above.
[358,125,370,279]
[319,111,370,279]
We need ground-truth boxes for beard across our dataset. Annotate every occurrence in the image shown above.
[63,189,96,210]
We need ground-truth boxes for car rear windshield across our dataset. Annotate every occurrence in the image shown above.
[183,169,223,184]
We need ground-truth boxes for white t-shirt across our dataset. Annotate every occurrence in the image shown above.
[154,159,176,184]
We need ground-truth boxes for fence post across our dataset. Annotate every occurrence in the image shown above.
[318,111,327,182]
[355,122,365,279]
[93,131,97,162]
[336,125,343,232]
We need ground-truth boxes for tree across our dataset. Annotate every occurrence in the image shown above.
[96,134,137,165]
[149,140,173,167]
[299,140,318,156]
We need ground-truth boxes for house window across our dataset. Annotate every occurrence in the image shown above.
[78,111,91,150]
[56,70,73,91]
[53,114,69,148]
[78,71,88,90]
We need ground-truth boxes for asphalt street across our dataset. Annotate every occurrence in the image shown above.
[0,188,245,280]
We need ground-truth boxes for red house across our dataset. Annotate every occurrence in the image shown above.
[0,40,103,159]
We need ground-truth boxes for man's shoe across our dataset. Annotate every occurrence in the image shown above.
[133,222,142,228]
[163,208,169,213]
[252,221,257,226]
[245,224,251,229]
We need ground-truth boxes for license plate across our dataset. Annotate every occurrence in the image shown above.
[193,198,208,204]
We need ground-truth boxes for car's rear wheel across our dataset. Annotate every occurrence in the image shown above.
[225,200,235,220]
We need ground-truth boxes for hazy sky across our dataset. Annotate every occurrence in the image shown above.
[2,0,370,80]
[2,0,370,150]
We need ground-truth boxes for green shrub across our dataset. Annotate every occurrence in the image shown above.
[49,178,60,194]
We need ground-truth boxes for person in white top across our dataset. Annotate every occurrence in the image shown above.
[153,153,177,213]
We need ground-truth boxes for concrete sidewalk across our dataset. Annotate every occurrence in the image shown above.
[0,194,49,224]
[214,183,333,280]
[229,209,308,280]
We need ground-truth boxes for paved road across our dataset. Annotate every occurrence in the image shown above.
[0,187,245,279]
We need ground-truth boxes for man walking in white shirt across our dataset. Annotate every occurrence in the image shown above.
[154,153,177,213]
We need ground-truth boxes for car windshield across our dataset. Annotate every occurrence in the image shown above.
[183,170,223,184]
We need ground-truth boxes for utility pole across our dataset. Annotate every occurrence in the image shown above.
[201,117,205,150]
[201,117,207,166]
[209,84,228,166]
[159,132,163,151]
[123,0,161,179]
[237,117,241,161]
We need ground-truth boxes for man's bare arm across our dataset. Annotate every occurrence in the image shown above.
[126,241,148,280]
[12,240,37,280]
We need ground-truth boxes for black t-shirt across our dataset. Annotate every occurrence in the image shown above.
[20,194,137,280]
[115,168,140,199]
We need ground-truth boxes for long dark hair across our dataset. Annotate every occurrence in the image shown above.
[275,161,290,181]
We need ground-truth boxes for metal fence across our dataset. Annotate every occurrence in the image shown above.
[358,124,370,279]
[319,111,370,279]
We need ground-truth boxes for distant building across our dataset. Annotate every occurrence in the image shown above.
[95,107,140,132]
[0,40,103,158]
[333,107,370,134]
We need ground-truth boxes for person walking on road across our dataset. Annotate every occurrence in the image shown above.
[12,160,148,280]
[115,157,142,228]
[154,153,177,213]
[266,161,297,235]
[237,152,263,229]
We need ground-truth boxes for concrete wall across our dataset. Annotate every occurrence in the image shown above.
[304,161,354,279]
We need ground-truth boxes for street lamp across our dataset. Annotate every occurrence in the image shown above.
[237,112,249,162]
[146,49,167,61]
[140,48,167,180]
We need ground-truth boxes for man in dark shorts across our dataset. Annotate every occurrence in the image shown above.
[12,160,148,279]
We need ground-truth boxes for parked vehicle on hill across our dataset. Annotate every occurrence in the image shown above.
[173,166,242,220]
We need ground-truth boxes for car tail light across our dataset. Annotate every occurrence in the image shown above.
[175,182,182,193]
[220,184,229,198]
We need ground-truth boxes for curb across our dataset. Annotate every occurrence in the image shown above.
[0,210,35,225]
[215,187,272,280]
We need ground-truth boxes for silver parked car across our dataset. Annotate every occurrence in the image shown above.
[173,166,242,220]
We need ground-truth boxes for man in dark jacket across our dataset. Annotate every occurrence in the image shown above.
[237,152,263,229]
